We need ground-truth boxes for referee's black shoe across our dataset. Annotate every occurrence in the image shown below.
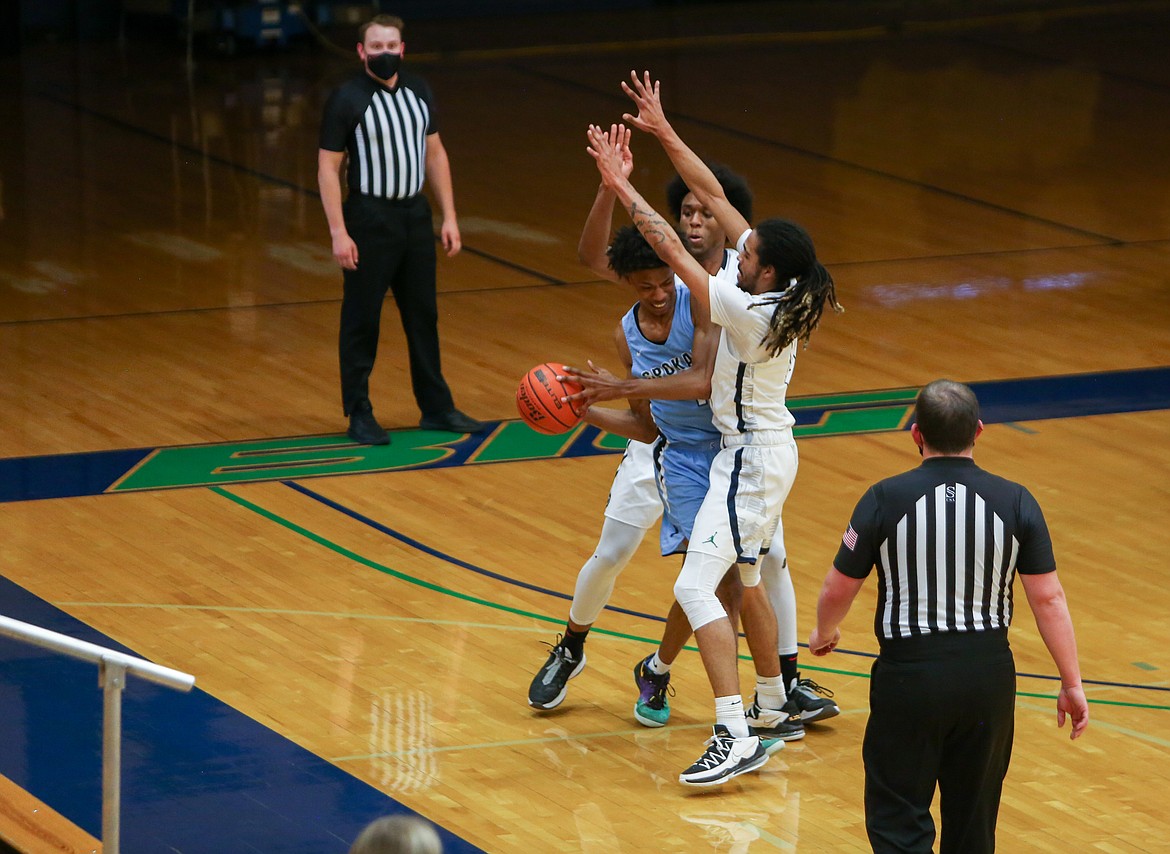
[419,408,486,433]
[347,406,390,445]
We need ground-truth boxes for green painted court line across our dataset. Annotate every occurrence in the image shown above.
[212,486,671,649]
[1017,691,1169,711]
[790,388,918,409]
[211,487,1170,712]
[1015,699,1170,748]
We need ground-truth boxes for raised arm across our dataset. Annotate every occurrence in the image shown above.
[621,71,751,243]
[586,124,710,314]
[578,124,632,282]
[1019,570,1089,739]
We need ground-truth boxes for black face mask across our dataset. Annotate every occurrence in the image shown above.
[366,51,401,80]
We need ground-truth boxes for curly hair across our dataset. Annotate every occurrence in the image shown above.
[607,225,669,278]
[751,218,843,356]
[665,162,753,222]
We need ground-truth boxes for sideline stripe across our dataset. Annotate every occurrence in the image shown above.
[212,487,1170,709]
[212,486,663,651]
[60,601,1170,709]
[284,481,1170,696]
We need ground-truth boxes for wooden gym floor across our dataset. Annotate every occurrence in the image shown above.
[1,2,1168,851]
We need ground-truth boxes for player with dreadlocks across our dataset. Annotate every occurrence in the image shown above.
[564,72,842,787]
[747,217,842,354]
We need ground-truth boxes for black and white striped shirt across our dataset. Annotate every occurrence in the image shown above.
[834,456,1056,641]
[319,71,436,199]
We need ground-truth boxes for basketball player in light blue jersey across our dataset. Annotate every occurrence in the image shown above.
[528,128,769,728]
[529,126,838,736]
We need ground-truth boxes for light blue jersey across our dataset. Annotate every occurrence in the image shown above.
[622,284,715,447]
[620,250,740,555]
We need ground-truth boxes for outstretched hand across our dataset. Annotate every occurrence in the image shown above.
[585,124,629,191]
[620,70,669,137]
[614,123,634,180]
[557,361,626,406]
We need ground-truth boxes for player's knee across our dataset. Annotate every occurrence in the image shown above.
[586,551,624,580]
[592,521,645,571]
[673,579,725,630]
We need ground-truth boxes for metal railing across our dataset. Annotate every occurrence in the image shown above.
[0,615,195,854]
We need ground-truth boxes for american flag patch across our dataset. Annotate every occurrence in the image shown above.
[842,524,859,551]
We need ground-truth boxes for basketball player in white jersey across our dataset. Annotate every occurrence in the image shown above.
[576,73,843,786]
[530,128,838,731]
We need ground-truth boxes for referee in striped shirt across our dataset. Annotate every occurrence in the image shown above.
[318,14,483,444]
[810,379,1088,853]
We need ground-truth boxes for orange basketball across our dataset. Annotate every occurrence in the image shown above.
[516,363,585,434]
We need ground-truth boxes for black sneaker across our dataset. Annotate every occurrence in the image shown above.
[419,409,487,433]
[785,674,840,723]
[347,407,390,445]
[679,725,768,787]
[528,636,586,710]
[745,693,805,741]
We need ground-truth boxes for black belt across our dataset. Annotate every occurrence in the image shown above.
[877,627,1010,662]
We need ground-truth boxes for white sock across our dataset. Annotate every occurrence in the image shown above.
[715,695,749,738]
[647,651,671,675]
[755,675,788,709]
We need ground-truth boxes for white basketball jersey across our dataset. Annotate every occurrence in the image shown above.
[706,236,797,437]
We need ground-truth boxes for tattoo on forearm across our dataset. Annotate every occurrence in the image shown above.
[627,199,672,246]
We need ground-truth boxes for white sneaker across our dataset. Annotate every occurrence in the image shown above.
[745,693,806,741]
[679,725,769,787]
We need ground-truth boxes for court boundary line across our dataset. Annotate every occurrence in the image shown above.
[207,485,1170,706]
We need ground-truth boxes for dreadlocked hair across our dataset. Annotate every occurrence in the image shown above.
[750,218,843,356]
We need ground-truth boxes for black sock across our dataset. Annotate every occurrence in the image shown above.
[780,653,800,691]
[562,625,589,659]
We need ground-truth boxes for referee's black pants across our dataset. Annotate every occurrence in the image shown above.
[863,630,1016,854]
[339,193,455,418]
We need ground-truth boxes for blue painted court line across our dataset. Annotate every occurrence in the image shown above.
[0,576,483,854]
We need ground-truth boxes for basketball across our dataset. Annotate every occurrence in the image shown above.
[516,363,585,434]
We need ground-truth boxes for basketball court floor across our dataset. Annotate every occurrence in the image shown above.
[1,2,1168,851]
